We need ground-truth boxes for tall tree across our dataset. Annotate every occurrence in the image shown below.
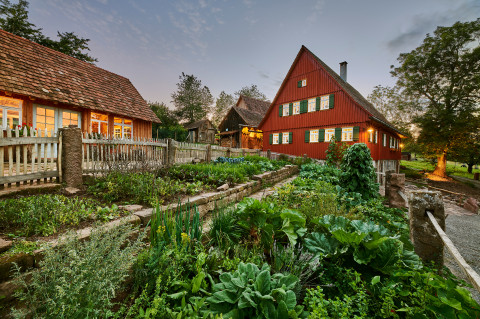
[234,84,268,101]
[171,73,214,124]
[391,19,480,178]
[212,91,234,127]
[149,101,188,140]
[449,121,480,174]
[0,0,97,63]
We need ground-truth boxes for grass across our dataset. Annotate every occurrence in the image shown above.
[401,159,480,179]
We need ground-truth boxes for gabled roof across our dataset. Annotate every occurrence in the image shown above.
[183,119,215,130]
[234,106,265,127]
[258,45,400,134]
[237,95,270,114]
[0,30,160,123]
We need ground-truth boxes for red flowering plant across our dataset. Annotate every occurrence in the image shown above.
[18,123,36,137]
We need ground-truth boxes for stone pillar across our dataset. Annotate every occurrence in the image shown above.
[408,190,445,267]
[226,148,231,158]
[242,149,245,157]
[206,144,212,163]
[384,170,395,198]
[59,127,83,188]
[167,138,177,166]
[267,149,271,160]
[387,173,406,208]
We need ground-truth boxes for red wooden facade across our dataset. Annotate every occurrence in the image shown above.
[258,46,403,161]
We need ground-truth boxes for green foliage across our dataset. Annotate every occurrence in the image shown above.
[150,101,189,141]
[206,262,306,318]
[0,194,119,236]
[299,163,340,185]
[208,206,243,250]
[325,137,348,168]
[234,84,269,101]
[212,91,235,127]
[12,223,144,318]
[0,0,97,62]
[339,143,379,200]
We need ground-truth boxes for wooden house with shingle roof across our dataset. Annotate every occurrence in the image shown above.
[258,45,406,173]
[183,119,216,144]
[218,95,270,149]
[0,30,159,138]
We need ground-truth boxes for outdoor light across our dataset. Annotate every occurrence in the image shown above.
[400,143,404,148]
[367,128,374,132]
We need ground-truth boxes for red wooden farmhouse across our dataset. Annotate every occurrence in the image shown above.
[258,46,405,174]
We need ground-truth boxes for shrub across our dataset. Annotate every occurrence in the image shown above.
[299,164,341,185]
[339,143,379,200]
[11,223,144,318]
[325,137,348,168]
[208,206,243,250]
[0,195,114,236]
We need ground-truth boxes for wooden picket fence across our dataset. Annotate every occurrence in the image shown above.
[175,142,208,164]
[0,127,61,187]
[82,133,168,175]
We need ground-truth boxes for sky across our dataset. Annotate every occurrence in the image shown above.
[27,0,480,108]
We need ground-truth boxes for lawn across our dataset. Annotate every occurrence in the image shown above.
[9,147,480,318]
[401,159,480,179]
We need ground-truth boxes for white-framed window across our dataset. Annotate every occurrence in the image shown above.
[91,112,109,136]
[282,104,290,116]
[35,106,56,136]
[390,136,395,148]
[368,130,375,143]
[310,129,319,143]
[383,134,387,147]
[302,79,307,87]
[293,102,300,115]
[374,130,378,143]
[282,132,290,144]
[114,117,133,139]
[273,133,279,144]
[320,95,330,110]
[342,127,353,142]
[0,97,22,130]
[308,98,316,112]
[61,110,80,128]
[325,128,335,141]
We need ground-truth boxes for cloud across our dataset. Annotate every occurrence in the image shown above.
[387,0,480,50]
[306,0,325,25]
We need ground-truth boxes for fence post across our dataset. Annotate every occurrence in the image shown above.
[385,172,406,208]
[242,149,245,157]
[59,127,83,188]
[226,148,231,158]
[267,149,271,160]
[206,144,212,163]
[408,190,445,267]
[384,170,395,198]
[167,138,177,166]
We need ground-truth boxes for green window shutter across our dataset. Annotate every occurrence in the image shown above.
[289,103,293,115]
[300,100,307,113]
[279,105,283,117]
[279,133,283,144]
[335,127,342,141]
[319,129,325,142]
[289,132,293,144]
[315,97,320,111]
[269,134,273,145]
[353,126,360,141]
[297,80,302,88]
[329,94,335,109]
[305,130,310,143]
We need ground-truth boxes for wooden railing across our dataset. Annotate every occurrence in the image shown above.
[0,127,61,187]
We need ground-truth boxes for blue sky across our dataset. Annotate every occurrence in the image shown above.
[28,0,480,108]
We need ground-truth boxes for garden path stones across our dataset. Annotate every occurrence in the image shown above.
[216,183,229,192]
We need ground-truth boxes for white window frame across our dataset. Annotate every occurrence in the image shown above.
[272,133,279,145]
[293,102,300,115]
[374,130,378,143]
[342,127,353,142]
[383,134,387,147]
[390,136,395,148]
[114,117,133,139]
[325,128,335,142]
[320,95,329,110]
[60,109,81,129]
[302,79,307,87]
[0,97,23,130]
[282,104,289,116]
[308,98,316,112]
[310,129,319,143]
[282,132,290,144]
[91,112,109,136]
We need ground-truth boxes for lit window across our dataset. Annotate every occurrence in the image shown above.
[293,102,300,115]
[114,117,133,139]
[308,98,316,112]
[282,104,289,116]
[320,95,330,110]
[283,132,290,144]
[36,106,56,136]
[310,129,319,143]
[368,130,375,143]
[0,97,22,130]
[62,110,79,128]
[374,131,378,143]
[325,128,335,141]
[342,127,353,142]
[91,112,109,136]
[273,133,279,144]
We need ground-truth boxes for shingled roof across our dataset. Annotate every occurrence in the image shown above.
[238,95,270,114]
[259,45,401,134]
[234,106,265,127]
[0,30,159,123]
[183,119,215,130]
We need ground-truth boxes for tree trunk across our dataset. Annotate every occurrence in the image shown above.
[432,151,447,178]
[468,163,473,174]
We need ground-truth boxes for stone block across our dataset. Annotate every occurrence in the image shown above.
[0,253,34,282]
[0,238,12,254]
[134,208,154,225]
[0,279,21,306]
[119,204,144,213]
[216,183,229,192]
[64,187,81,195]
[464,197,479,214]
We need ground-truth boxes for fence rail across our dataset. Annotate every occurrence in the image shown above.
[0,127,61,186]
[426,211,480,293]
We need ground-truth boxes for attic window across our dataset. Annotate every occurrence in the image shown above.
[297,79,307,88]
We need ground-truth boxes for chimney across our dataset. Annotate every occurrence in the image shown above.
[339,61,347,82]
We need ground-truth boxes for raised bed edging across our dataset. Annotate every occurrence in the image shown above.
[0,165,298,295]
